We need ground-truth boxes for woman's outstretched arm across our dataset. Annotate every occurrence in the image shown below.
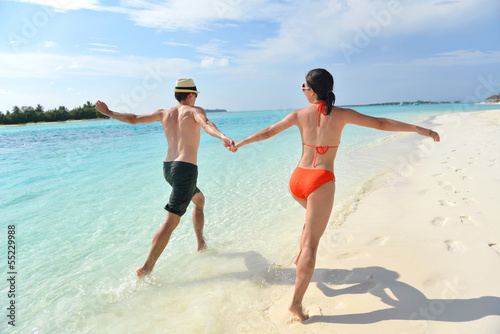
[234,110,298,150]
[344,108,440,142]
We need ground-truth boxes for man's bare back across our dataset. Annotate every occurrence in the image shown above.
[162,105,203,165]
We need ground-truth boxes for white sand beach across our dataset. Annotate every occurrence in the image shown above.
[266,110,500,333]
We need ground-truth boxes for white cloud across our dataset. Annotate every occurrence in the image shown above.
[42,41,57,48]
[0,89,14,95]
[87,42,118,53]
[89,43,117,48]
[200,56,229,69]
[232,0,499,67]
[410,50,500,67]
[163,39,229,58]
[89,48,118,53]
[196,39,228,57]
[118,0,288,31]
[10,0,496,66]
[164,42,194,47]
[0,52,198,79]
[9,0,99,11]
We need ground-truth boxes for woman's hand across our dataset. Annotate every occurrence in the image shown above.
[416,126,440,142]
[231,140,244,152]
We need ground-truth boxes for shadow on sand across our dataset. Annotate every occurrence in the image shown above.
[182,250,500,325]
[305,266,500,325]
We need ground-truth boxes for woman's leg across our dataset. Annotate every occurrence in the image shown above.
[289,181,335,321]
[290,190,307,265]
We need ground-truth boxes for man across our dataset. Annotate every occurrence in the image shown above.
[95,78,234,277]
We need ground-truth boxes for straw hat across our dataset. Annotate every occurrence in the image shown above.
[173,78,200,94]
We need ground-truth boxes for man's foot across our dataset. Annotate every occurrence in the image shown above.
[288,303,309,321]
[197,238,207,252]
[136,266,150,279]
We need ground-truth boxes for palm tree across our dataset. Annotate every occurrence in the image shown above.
[485,94,500,102]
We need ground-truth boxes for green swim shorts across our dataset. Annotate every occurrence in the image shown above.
[163,161,201,216]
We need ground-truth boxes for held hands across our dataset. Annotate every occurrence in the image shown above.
[416,126,440,142]
[222,137,236,152]
[225,139,244,152]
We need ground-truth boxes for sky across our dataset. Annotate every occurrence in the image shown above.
[0,0,499,113]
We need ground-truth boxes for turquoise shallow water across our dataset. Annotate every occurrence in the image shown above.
[1,103,498,333]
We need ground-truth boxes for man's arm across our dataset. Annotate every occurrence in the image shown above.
[95,100,162,124]
[193,108,235,150]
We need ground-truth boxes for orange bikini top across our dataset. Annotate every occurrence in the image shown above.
[302,102,339,167]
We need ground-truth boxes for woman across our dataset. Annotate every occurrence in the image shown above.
[234,68,440,321]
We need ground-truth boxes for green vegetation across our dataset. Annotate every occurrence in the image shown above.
[0,102,109,125]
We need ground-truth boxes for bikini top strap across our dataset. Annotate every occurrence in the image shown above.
[302,143,339,167]
[314,102,327,127]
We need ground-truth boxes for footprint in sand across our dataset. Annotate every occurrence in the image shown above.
[337,252,368,260]
[444,184,456,192]
[455,168,465,172]
[431,217,448,227]
[366,236,389,246]
[462,176,472,180]
[437,181,456,192]
[462,197,478,205]
[445,240,467,253]
[459,216,477,225]
[329,231,353,245]
[433,173,443,177]
[439,200,456,207]
[489,243,500,256]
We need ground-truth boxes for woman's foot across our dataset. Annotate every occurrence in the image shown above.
[288,302,309,321]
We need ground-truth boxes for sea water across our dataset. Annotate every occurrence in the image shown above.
[1,103,498,333]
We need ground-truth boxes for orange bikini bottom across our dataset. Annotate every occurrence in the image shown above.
[289,167,335,199]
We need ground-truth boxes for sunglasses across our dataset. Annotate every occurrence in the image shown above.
[301,83,311,92]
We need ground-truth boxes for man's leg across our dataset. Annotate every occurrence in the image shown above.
[136,212,181,278]
[192,191,206,252]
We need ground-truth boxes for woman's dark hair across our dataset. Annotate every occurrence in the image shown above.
[306,68,336,115]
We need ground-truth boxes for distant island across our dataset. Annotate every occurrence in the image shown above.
[0,102,107,125]
[206,109,227,113]
[0,102,232,125]
[340,100,458,107]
